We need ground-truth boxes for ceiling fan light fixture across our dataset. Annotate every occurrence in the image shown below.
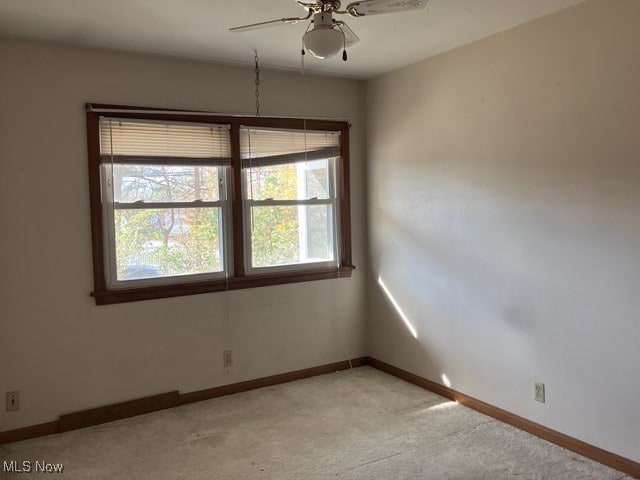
[303,26,343,59]
[302,12,344,59]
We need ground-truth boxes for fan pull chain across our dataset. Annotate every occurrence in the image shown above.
[254,50,261,117]
[342,29,347,61]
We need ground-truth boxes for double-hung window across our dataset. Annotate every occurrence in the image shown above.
[87,105,353,305]
[241,127,340,273]
[99,118,231,287]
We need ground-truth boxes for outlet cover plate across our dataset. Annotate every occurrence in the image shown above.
[6,391,19,412]
[223,350,233,368]
[535,382,545,403]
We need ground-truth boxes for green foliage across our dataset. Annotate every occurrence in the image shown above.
[113,160,332,278]
[114,166,221,279]
[251,206,299,267]
[247,164,300,267]
[115,208,221,278]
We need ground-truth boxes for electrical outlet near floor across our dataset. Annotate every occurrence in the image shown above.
[223,350,233,368]
[6,391,19,412]
[535,382,545,403]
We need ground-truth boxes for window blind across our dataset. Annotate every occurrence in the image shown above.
[240,127,340,168]
[99,117,232,165]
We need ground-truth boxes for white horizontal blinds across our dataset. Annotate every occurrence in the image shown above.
[240,127,340,168]
[99,117,232,165]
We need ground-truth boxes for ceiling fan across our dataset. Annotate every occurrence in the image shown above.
[229,0,429,61]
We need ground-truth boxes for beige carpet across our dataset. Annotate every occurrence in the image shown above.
[0,367,632,479]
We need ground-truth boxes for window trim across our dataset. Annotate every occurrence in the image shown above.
[87,104,354,305]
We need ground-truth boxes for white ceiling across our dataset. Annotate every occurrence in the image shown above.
[0,0,585,78]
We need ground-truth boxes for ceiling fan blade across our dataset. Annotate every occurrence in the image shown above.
[229,17,305,32]
[336,21,360,47]
[346,0,428,17]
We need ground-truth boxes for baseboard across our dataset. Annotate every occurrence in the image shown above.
[179,357,367,405]
[0,357,366,445]
[366,356,640,479]
[58,391,180,432]
[0,421,60,445]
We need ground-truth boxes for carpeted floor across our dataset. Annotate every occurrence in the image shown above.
[0,367,632,479]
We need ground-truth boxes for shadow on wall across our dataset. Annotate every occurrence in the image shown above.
[369,155,640,393]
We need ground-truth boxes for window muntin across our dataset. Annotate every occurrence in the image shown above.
[241,127,340,272]
[99,117,231,287]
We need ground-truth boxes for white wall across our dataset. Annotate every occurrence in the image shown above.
[0,40,366,431]
[366,0,640,463]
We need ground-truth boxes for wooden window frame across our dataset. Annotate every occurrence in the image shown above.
[87,104,354,305]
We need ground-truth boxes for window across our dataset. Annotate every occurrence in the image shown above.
[87,105,353,304]
[99,118,231,287]
[241,127,340,272]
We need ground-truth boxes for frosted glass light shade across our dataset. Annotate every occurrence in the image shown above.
[303,27,343,59]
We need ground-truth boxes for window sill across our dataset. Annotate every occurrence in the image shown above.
[91,265,355,305]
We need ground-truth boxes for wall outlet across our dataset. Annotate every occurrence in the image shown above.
[223,350,233,368]
[6,391,19,412]
[535,382,545,403]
